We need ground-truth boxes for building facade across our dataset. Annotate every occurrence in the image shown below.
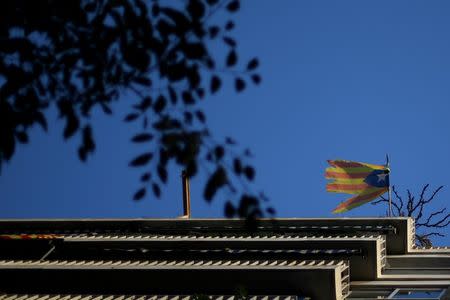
[0,217,449,299]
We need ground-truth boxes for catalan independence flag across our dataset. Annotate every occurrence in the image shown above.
[326,160,389,214]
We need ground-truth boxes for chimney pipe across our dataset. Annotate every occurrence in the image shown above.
[181,170,191,218]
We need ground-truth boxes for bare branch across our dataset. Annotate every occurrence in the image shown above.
[392,185,403,203]
[418,184,429,203]
[372,192,402,216]
[416,207,446,228]
[408,188,421,216]
[427,185,444,203]
[419,232,445,238]
[374,184,447,246]
[371,197,388,205]
[416,234,432,248]
[391,200,402,217]
[392,186,404,215]
[406,189,414,216]
[416,232,445,248]
[418,209,450,229]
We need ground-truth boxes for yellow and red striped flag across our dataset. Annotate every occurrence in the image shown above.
[326,160,389,213]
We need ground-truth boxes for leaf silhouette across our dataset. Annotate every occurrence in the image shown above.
[157,164,168,183]
[251,74,261,85]
[224,201,236,217]
[168,86,177,104]
[223,36,236,47]
[131,133,153,143]
[141,172,151,182]
[226,0,240,12]
[129,153,153,167]
[235,78,245,92]
[133,188,146,201]
[244,166,255,181]
[266,207,276,215]
[204,166,227,202]
[152,183,161,198]
[225,21,234,31]
[124,113,139,122]
[210,75,221,94]
[15,131,28,144]
[233,158,242,174]
[63,114,79,139]
[182,91,195,104]
[195,110,206,123]
[247,58,259,70]
[34,112,48,131]
[209,26,220,39]
[226,49,237,66]
[187,0,205,20]
[214,146,224,160]
[153,95,167,113]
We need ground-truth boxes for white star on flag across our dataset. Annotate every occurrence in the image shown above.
[377,173,388,183]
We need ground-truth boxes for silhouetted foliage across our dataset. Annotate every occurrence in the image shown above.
[0,0,273,218]
[372,184,449,247]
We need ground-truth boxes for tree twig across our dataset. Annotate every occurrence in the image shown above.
[372,184,447,246]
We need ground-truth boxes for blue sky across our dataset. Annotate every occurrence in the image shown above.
[2,1,450,243]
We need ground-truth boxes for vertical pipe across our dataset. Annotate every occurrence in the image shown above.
[181,170,191,218]
[388,186,393,217]
[386,154,392,217]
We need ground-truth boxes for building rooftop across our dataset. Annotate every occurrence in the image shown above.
[0,218,449,299]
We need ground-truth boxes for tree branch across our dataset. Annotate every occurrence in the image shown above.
[372,184,448,246]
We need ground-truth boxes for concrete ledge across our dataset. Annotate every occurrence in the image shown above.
[388,254,450,268]
[352,280,450,287]
[0,296,299,300]
[0,217,410,255]
[0,260,348,300]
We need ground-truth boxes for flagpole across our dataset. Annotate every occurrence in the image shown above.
[386,154,392,217]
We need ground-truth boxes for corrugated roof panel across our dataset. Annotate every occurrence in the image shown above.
[0,296,299,300]
[40,233,385,242]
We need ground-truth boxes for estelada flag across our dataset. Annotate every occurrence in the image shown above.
[326,160,389,213]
